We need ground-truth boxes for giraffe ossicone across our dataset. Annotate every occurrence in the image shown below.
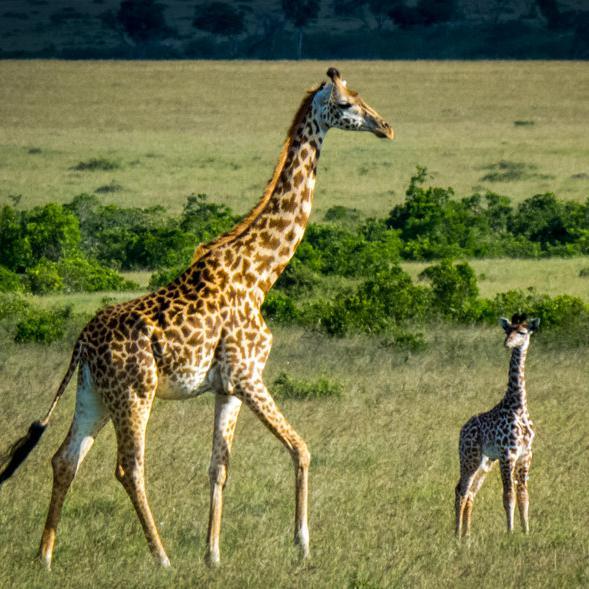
[455,314,539,539]
[0,67,394,568]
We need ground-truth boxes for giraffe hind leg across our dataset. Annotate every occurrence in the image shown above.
[455,433,482,539]
[111,388,170,567]
[39,364,109,570]
[461,457,492,538]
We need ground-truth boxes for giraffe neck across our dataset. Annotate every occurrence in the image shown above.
[504,346,528,410]
[227,100,326,299]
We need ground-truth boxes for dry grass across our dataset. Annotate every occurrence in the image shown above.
[0,325,587,588]
[1,61,587,219]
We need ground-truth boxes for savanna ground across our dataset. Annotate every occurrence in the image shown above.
[1,61,588,588]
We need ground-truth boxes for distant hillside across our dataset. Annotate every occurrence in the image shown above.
[0,0,587,59]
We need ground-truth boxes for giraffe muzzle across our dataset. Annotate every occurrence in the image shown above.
[369,117,394,140]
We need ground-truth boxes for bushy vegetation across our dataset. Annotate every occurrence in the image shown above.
[13,304,72,344]
[1,170,588,345]
[0,201,134,295]
[272,371,342,400]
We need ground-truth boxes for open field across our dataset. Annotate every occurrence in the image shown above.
[0,325,587,588]
[1,61,588,219]
[1,60,588,587]
[403,257,589,301]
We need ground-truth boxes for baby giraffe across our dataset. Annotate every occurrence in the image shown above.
[455,314,540,538]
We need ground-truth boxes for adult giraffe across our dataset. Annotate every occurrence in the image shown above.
[0,67,394,568]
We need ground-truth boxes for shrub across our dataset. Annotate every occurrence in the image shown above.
[56,256,137,292]
[262,291,300,325]
[380,329,427,353]
[0,292,31,322]
[26,259,64,294]
[323,205,363,226]
[272,372,342,400]
[149,265,185,289]
[480,288,589,328]
[274,259,320,296]
[319,266,431,336]
[180,194,237,243]
[14,305,72,344]
[70,157,120,171]
[26,257,135,294]
[418,259,480,321]
[0,266,24,293]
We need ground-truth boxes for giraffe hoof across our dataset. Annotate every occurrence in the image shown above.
[205,551,220,568]
[39,551,52,571]
[159,556,171,568]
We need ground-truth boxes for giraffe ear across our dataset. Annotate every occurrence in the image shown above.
[528,318,540,332]
[499,317,511,332]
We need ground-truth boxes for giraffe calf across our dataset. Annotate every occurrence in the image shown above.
[455,314,539,539]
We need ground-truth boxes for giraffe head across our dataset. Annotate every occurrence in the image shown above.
[312,67,394,140]
[500,314,540,349]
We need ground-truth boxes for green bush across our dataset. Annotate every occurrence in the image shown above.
[14,305,72,344]
[274,259,320,296]
[56,256,138,292]
[25,257,135,294]
[380,329,427,353]
[272,372,342,400]
[25,259,64,294]
[70,157,120,171]
[262,291,300,325]
[418,259,480,321]
[481,289,588,328]
[0,266,24,293]
[0,292,31,322]
[148,265,185,289]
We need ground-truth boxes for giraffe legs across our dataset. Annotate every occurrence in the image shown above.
[515,453,532,534]
[112,392,170,567]
[460,457,492,538]
[205,393,242,567]
[238,375,310,560]
[39,365,109,569]
[499,454,517,533]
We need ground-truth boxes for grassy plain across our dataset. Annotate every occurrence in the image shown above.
[1,61,588,218]
[0,325,588,588]
[1,61,588,588]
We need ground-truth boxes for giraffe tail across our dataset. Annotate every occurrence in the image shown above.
[0,339,84,486]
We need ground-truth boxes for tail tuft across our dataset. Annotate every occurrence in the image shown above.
[0,420,47,486]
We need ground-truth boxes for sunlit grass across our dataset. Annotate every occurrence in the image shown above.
[403,257,589,301]
[1,61,587,218]
[0,325,587,587]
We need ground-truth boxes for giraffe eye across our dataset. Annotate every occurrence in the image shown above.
[339,102,353,109]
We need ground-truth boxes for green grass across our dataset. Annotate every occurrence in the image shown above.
[1,61,588,219]
[0,325,587,587]
[1,60,588,587]
[403,257,589,301]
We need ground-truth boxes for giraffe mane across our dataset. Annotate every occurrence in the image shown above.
[190,84,324,264]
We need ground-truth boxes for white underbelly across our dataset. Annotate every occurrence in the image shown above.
[156,365,213,400]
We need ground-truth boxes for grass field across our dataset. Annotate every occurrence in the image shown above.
[0,325,588,588]
[1,60,588,588]
[1,61,588,218]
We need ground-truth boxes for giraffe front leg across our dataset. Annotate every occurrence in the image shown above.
[238,375,310,560]
[499,454,516,533]
[515,453,532,534]
[205,393,242,567]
